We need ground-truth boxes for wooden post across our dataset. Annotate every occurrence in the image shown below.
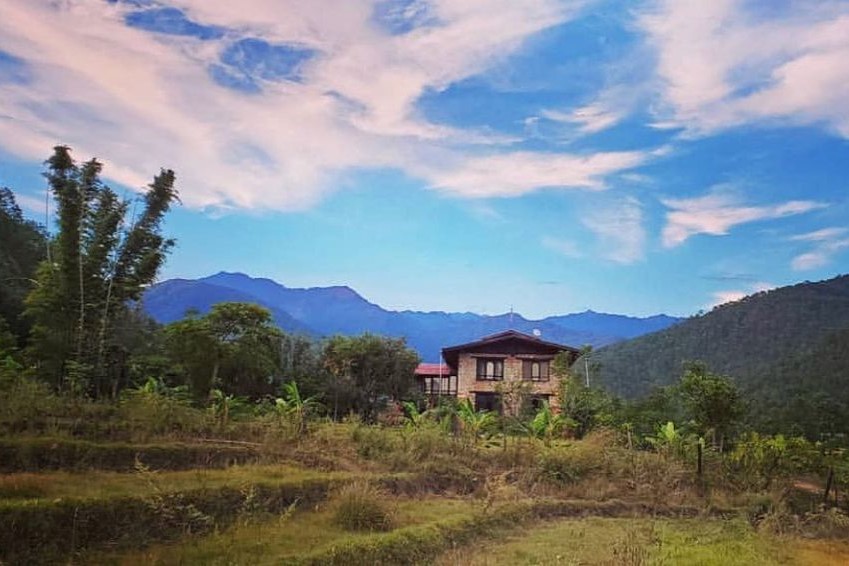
[823,467,834,505]
[697,441,703,479]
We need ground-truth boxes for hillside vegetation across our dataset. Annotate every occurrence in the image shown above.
[589,276,849,436]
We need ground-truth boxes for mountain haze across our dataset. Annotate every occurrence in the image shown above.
[142,272,682,360]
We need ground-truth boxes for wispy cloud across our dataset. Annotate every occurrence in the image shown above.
[581,196,645,264]
[638,0,849,137]
[542,236,582,258]
[540,103,624,134]
[790,227,849,270]
[428,149,649,197]
[0,0,616,211]
[661,186,824,247]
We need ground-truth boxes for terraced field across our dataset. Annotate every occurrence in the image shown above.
[2,427,848,565]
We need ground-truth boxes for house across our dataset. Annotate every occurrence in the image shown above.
[415,330,580,414]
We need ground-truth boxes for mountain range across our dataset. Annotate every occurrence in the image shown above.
[141,272,682,361]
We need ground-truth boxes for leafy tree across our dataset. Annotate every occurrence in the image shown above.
[0,187,47,345]
[165,302,284,401]
[676,362,743,451]
[26,146,178,396]
[0,316,17,358]
[322,333,419,422]
[553,351,617,438]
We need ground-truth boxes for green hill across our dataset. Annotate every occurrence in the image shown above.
[589,275,849,405]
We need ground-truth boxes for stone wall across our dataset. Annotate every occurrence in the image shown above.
[456,352,562,414]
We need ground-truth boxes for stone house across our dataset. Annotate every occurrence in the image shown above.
[414,330,579,414]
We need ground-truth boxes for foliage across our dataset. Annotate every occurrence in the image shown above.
[456,398,497,444]
[527,401,566,444]
[558,373,617,439]
[322,333,420,422]
[275,381,320,436]
[25,146,179,396]
[165,302,284,400]
[0,187,47,346]
[726,433,820,491]
[676,362,742,450]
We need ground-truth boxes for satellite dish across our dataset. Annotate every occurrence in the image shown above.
[532,329,541,337]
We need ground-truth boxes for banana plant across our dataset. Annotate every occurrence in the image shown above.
[529,401,566,445]
[457,398,496,444]
[275,381,318,436]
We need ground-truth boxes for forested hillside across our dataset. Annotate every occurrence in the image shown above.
[590,275,849,400]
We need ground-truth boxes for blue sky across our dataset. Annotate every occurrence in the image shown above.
[1,0,848,318]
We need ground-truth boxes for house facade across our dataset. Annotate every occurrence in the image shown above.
[415,330,580,414]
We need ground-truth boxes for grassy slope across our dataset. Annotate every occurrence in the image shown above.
[436,516,849,566]
[100,497,474,565]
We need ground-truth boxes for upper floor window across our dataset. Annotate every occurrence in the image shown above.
[522,360,550,381]
[476,358,504,381]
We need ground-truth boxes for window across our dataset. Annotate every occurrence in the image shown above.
[476,358,504,381]
[528,394,550,411]
[422,375,457,395]
[522,359,550,381]
[474,392,502,413]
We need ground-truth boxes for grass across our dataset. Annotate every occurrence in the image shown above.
[0,464,348,503]
[436,517,795,565]
[96,496,475,565]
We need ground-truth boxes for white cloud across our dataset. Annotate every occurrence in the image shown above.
[542,236,582,258]
[790,227,849,271]
[0,0,626,211]
[639,0,849,137]
[581,196,645,264]
[427,149,649,197]
[708,281,774,309]
[661,186,825,247]
[541,103,624,134]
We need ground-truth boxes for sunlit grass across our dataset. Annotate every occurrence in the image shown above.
[99,496,474,565]
[436,517,794,565]
[0,464,351,503]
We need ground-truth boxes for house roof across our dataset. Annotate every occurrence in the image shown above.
[441,329,579,369]
[414,363,453,376]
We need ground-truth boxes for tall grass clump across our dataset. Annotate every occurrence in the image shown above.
[331,481,394,532]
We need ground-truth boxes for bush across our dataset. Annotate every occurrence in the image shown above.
[332,481,394,532]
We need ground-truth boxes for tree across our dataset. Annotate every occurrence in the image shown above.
[26,146,179,396]
[322,334,419,422]
[165,302,284,401]
[0,187,47,345]
[677,362,743,451]
[554,354,616,439]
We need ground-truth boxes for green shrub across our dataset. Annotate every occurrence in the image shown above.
[536,442,606,486]
[332,481,394,532]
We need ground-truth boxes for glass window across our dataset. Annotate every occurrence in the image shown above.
[476,358,504,380]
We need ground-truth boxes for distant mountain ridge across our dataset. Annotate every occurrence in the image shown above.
[590,274,849,400]
[142,271,682,360]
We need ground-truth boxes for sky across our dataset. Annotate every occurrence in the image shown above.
[1,0,848,319]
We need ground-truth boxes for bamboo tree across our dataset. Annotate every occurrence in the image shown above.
[26,146,179,396]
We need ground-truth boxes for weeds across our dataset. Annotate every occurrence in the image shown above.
[331,481,395,532]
